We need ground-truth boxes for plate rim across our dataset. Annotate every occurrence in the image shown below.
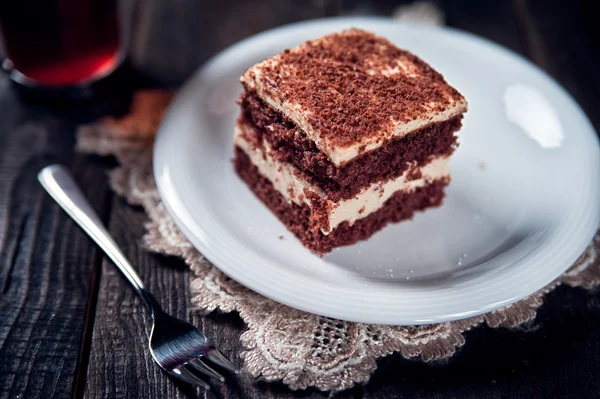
[153,16,600,325]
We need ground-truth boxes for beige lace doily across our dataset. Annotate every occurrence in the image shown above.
[77,89,600,392]
[75,8,600,391]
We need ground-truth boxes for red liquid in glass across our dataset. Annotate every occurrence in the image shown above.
[0,0,120,86]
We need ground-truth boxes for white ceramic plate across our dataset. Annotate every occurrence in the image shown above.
[154,17,600,325]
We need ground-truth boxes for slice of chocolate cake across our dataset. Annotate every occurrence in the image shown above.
[233,28,468,254]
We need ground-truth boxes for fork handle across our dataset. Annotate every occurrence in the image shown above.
[38,165,161,314]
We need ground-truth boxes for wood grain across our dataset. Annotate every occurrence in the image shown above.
[83,197,279,398]
[0,81,112,398]
[84,200,186,398]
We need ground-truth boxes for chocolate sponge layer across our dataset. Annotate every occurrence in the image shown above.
[234,146,448,254]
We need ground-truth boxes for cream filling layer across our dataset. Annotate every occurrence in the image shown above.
[241,68,466,167]
[234,123,449,234]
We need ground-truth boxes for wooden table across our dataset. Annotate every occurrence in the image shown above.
[1,0,599,397]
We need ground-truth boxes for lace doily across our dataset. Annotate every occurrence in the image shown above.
[77,89,600,392]
[75,10,600,391]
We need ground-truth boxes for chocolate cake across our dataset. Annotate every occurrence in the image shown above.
[233,29,468,253]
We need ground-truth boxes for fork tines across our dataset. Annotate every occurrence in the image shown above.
[172,347,239,390]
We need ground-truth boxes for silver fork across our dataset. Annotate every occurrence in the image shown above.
[38,165,238,390]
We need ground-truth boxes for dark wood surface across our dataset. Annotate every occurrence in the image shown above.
[1,0,599,398]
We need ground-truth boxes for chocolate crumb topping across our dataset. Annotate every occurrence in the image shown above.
[242,29,467,151]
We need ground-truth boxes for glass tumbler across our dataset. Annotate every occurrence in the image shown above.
[0,0,127,91]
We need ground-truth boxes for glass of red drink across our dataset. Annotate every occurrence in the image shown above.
[0,0,125,89]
